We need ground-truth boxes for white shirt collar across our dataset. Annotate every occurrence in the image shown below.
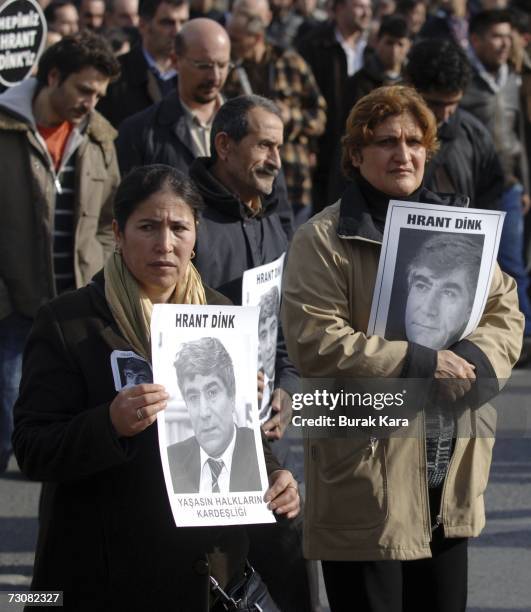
[334,28,367,77]
[199,425,237,494]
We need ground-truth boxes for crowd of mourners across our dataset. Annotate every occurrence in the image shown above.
[0,0,529,610]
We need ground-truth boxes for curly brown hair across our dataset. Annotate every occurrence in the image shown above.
[341,85,439,181]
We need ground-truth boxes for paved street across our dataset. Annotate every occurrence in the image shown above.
[1,369,530,611]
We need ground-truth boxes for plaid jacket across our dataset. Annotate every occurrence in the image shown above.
[224,44,327,208]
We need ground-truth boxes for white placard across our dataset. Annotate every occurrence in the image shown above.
[241,252,285,421]
[151,304,275,527]
[368,201,505,349]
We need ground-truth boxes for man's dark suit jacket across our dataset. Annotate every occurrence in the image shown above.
[167,427,262,494]
[97,44,174,129]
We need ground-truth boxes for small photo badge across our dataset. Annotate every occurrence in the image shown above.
[110,350,153,391]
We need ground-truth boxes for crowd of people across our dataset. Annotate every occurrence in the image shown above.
[0,0,529,610]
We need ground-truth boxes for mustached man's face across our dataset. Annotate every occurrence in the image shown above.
[405,266,472,349]
[47,66,109,125]
[258,313,278,379]
[220,107,284,201]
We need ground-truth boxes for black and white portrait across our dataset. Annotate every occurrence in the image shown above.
[167,337,261,495]
[110,351,153,391]
[385,230,484,349]
[257,285,279,418]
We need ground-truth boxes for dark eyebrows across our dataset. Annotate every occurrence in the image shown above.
[136,217,192,226]
[411,273,433,286]
[441,281,464,293]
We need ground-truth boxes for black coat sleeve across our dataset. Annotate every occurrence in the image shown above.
[261,429,282,474]
[116,112,149,176]
[12,303,129,483]
[274,320,300,397]
[473,126,504,210]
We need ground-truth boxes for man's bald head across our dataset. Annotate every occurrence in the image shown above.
[174,18,232,106]
[175,17,230,56]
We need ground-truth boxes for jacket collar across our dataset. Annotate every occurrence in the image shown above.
[0,77,39,127]
[467,47,509,94]
[313,20,342,48]
[156,90,185,125]
[337,176,469,243]
[437,109,461,142]
[189,156,280,220]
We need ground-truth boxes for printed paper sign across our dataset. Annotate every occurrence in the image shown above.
[242,253,285,421]
[151,304,275,527]
[368,201,505,348]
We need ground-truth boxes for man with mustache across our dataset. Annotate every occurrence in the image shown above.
[189,95,309,612]
[116,18,230,174]
[223,0,326,227]
[189,95,298,447]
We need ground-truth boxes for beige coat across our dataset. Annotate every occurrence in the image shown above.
[282,183,524,561]
[0,78,120,319]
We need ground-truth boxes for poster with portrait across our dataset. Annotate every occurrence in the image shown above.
[151,304,275,527]
[367,201,505,348]
[241,252,285,422]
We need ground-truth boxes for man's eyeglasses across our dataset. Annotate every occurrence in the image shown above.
[184,58,234,72]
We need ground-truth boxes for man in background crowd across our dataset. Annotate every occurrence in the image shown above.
[407,38,504,211]
[116,18,230,173]
[104,0,139,29]
[44,0,79,36]
[395,0,426,39]
[99,0,189,127]
[419,0,469,50]
[345,14,410,108]
[461,9,531,346]
[0,32,120,473]
[78,0,106,30]
[225,0,326,226]
[297,0,372,212]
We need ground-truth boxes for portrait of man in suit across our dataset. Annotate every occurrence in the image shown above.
[167,336,262,494]
[257,286,279,419]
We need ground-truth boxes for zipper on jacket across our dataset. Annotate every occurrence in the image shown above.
[420,410,432,543]
[368,436,377,457]
[433,432,459,534]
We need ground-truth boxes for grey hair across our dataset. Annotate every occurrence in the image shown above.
[174,337,236,401]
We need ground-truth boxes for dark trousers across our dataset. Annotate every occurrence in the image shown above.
[246,434,312,612]
[322,532,468,612]
[322,486,468,612]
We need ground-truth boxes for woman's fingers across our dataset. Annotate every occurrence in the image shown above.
[110,384,169,437]
[264,470,300,519]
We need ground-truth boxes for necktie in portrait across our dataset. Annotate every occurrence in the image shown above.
[208,458,224,493]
